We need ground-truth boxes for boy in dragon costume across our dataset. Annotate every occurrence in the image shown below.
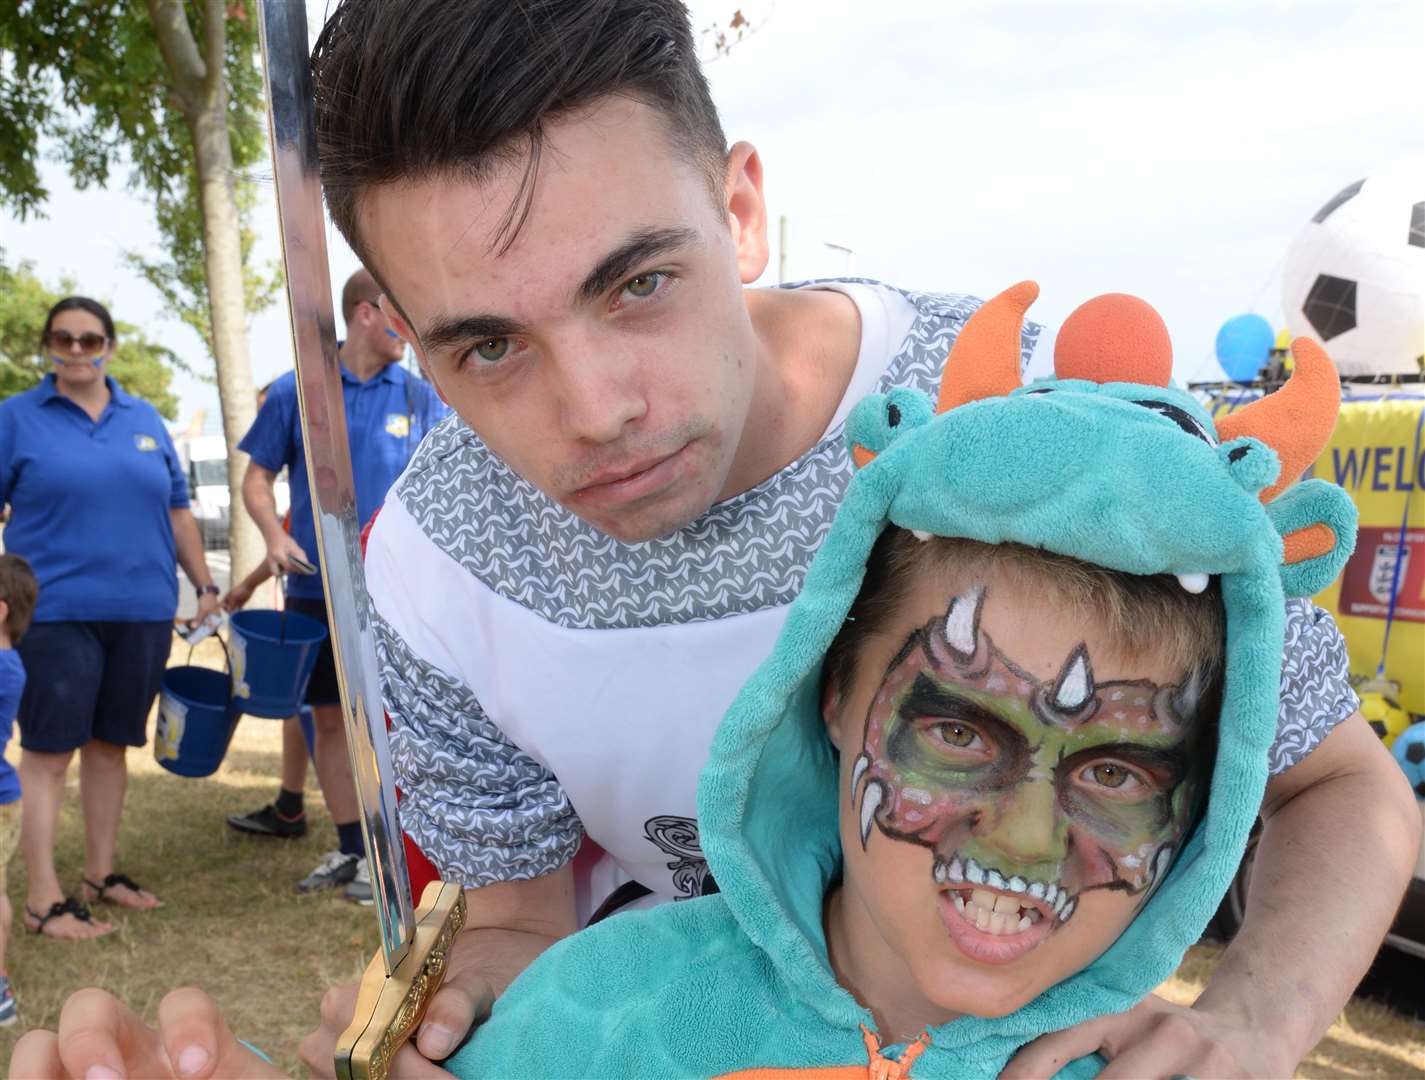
[437,280,1356,1079]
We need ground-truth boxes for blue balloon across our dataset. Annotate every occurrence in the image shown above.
[1215,314,1275,381]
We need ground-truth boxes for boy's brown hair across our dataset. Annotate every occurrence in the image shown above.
[824,530,1226,722]
[0,555,39,642]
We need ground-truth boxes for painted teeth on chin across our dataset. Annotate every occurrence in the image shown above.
[965,859,986,886]
[985,868,1007,890]
[1059,898,1076,923]
[933,860,948,884]
[1007,876,1027,893]
[947,856,964,882]
[1053,890,1067,916]
[1028,881,1045,900]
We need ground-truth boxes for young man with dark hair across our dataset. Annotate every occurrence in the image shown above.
[18,2,1419,1077]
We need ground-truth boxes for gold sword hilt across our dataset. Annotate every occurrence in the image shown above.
[335,880,468,1080]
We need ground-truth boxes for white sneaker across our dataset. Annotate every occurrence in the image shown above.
[344,857,374,906]
[296,851,359,893]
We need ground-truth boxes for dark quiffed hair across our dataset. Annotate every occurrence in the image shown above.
[311,0,727,265]
[823,530,1227,728]
[0,555,39,642]
[41,297,116,347]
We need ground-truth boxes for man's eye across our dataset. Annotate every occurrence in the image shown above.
[472,338,509,364]
[623,272,663,299]
[1081,761,1143,792]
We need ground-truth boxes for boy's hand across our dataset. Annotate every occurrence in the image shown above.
[8,987,285,1080]
[999,993,1266,1079]
[299,942,495,1078]
[221,582,254,613]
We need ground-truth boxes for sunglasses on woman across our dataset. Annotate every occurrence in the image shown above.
[47,330,110,353]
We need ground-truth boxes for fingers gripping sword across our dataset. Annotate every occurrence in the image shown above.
[256,4,465,1077]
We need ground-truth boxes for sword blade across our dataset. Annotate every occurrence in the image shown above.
[256,0,415,975]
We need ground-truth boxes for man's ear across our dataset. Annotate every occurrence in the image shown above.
[724,141,768,285]
[381,296,449,405]
[0,600,9,629]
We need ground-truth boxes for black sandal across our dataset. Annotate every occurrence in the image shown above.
[82,872,153,905]
[25,897,98,935]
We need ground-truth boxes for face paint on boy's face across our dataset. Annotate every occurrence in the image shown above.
[848,586,1207,963]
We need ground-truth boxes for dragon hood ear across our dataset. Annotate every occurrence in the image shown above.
[936,281,1038,413]
[1215,337,1341,505]
[1215,337,1356,595]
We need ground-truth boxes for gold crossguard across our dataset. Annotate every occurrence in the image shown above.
[336,881,468,1080]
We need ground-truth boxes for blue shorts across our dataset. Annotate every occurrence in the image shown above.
[284,596,341,707]
[17,621,173,753]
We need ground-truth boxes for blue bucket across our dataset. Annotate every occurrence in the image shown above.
[228,609,328,719]
[155,666,238,778]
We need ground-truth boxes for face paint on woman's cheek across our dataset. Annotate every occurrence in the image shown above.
[848,586,1208,940]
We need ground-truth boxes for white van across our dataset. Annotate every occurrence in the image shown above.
[176,434,291,549]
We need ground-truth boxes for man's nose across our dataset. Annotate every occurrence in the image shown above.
[555,351,647,444]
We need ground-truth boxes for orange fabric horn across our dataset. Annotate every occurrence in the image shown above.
[936,281,1039,414]
[1215,337,1341,504]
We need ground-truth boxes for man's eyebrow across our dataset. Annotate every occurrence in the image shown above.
[575,226,699,305]
[420,313,528,354]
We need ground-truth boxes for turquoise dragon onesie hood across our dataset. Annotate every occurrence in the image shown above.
[447,283,1356,1079]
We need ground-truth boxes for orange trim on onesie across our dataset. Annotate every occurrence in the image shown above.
[715,1026,931,1080]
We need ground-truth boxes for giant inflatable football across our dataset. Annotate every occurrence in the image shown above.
[1281,156,1423,377]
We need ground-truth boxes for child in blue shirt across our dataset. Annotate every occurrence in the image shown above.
[0,553,38,1026]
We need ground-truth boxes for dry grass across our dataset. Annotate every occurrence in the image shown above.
[1,638,1422,1076]
[0,636,375,1076]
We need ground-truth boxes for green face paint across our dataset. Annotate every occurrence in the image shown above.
[847,586,1209,933]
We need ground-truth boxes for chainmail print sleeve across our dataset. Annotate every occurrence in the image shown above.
[1268,598,1361,776]
[373,610,584,886]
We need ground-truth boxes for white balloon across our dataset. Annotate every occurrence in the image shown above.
[1281,155,1424,377]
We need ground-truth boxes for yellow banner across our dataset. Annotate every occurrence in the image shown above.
[1206,389,1425,715]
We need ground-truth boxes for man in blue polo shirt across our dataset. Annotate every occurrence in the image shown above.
[228,270,447,902]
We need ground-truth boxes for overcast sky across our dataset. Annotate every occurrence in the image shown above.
[3,0,1421,425]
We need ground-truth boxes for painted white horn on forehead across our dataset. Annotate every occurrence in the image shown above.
[1052,645,1095,713]
[943,587,984,657]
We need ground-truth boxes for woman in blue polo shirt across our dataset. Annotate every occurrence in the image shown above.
[0,297,220,941]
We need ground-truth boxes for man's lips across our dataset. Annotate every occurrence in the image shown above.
[569,443,692,507]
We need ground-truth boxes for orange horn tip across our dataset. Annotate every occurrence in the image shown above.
[936,280,1039,414]
[1216,336,1340,504]
[1054,293,1173,387]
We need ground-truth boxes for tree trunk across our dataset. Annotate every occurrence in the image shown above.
[146,0,263,582]
[188,102,263,580]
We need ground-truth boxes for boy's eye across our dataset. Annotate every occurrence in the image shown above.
[623,272,663,299]
[1080,761,1144,792]
[930,721,981,750]
[472,338,509,364]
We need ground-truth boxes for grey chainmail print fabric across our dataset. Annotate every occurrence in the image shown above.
[393,283,1038,630]
[1270,598,1359,776]
[375,609,583,885]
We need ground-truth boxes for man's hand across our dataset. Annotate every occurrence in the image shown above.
[265,533,311,578]
[195,591,221,624]
[222,581,255,613]
[1000,993,1280,1079]
[298,944,497,1079]
[8,987,284,1080]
